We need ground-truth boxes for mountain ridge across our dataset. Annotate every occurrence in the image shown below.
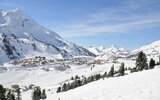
[0,9,95,63]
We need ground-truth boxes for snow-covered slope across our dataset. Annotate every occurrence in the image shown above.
[130,40,160,60]
[54,68,160,100]
[0,9,95,63]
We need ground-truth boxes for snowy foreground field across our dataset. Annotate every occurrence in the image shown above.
[0,61,160,100]
[51,68,160,100]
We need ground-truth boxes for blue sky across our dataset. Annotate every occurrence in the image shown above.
[0,0,160,49]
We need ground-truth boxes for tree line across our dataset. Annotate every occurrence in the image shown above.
[57,62,126,93]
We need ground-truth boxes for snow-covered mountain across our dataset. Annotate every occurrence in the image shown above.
[0,9,95,63]
[87,46,102,55]
[88,45,130,61]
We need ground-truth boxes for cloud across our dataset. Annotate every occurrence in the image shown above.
[0,2,22,8]
[53,0,160,38]
[59,17,160,38]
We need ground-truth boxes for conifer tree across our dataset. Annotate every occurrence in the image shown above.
[32,87,41,100]
[77,80,82,86]
[37,88,41,99]
[156,62,159,65]
[82,77,87,85]
[32,90,36,100]
[0,84,6,100]
[119,63,125,76]
[149,58,155,69]
[16,88,21,100]
[159,56,160,64]
[103,72,107,78]
[95,74,101,80]
[91,75,94,82]
[6,90,15,100]
[71,76,74,80]
[62,83,67,91]
[75,75,80,80]
[136,51,148,71]
[108,65,114,77]
[10,94,15,100]
[66,83,71,90]
[41,89,47,100]
[56,87,61,93]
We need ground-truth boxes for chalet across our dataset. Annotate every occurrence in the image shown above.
[11,84,19,92]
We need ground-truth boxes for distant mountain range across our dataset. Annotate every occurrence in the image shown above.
[88,41,160,61]
[88,45,130,61]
